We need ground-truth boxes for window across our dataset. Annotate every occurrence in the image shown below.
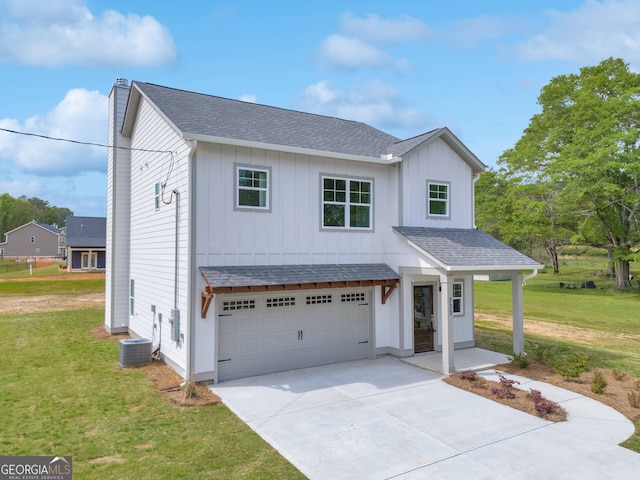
[30,236,36,244]
[0,248,4,256]
[129,279,135,316]
[236,165,270,211]
[154,183,161,210]
[341,292,366,303]
[322,176,372,229]
[427,181,449,217]
[266,297,296,308]
[306,294,332,305]
[222,299,256,311]
[452,281,463,315]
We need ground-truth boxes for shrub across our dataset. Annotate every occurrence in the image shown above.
[182,373,198,399]
[459,370,479,381]
[628,390,640,409]
[534,398,561,417]
[528,342,556,364]
[491,373,519,399]
[553,352,589,380]
[591,370,607,394]
[527,388,561,417]
[508,351,530,369]
[613,370,627,381]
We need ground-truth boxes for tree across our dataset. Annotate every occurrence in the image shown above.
[475,168,576,273]
[0,193,73,237]
[499,58,640,289]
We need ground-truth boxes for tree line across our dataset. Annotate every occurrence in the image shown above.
[475,58,640,289]
[0,193,73,237]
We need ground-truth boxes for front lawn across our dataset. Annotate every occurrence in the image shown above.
[0,307,304,479]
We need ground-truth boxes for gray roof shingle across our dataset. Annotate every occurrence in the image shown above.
[393,227,542,270]
[134,82,402,158]
[200,263,400,290]
[65,216,106,248]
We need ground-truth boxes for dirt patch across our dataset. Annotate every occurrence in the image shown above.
[444,371,567,422]
[92,324,220,407]
[1,293,105,314]
[475,313,640,346]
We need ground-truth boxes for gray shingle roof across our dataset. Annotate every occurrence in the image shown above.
[65,216,106,247]
[133,82,402,158]
[393,227,542,270]
[200,263,400,290]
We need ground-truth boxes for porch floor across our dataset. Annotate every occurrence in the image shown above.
[400,347,510,374]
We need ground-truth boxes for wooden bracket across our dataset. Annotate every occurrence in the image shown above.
[381,281,398,304]
[201,288,214,318]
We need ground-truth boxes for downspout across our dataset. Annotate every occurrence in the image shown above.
[524,268,540,285]
[184,139,197,382]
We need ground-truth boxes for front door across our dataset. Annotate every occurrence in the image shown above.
[413,285,434,353]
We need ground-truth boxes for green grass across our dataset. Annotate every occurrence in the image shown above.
[0,306,304,479]
[0,260,69,279]
[0,279,105,296]
[474,257,640,453]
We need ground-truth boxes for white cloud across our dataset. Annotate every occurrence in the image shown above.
[517,0,640,65]
[317,34,410,70]
[0,88,108,176]
[0,0,177,67]
[239,94,257,103]
[339,12,432,44]
[300,80,433,135]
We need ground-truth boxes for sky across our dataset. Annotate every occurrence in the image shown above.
[1,0,640,218]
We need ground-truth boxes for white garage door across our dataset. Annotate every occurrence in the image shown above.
[217,288,373,381]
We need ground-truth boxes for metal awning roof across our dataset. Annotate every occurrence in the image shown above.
[199,263,400,317]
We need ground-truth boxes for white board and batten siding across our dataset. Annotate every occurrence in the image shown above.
[106,82,132,333]
[401,137,476,229]
[126,97,193,375]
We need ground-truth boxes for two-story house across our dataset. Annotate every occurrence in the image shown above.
[105,78,542,383]
[0,220,62,258]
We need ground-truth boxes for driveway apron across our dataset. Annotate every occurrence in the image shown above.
[211,356,640,479]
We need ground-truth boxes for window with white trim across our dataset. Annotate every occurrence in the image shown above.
[236,165,270,211]
[427,181,449,217]
[30,236,36,244]
[322,176,372,229]
[129,279,135,316]
[452,281,463,315]
[154,183,161,210]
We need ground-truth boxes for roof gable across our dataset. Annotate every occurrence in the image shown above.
[388,127,486,173]
[4,220,60,237]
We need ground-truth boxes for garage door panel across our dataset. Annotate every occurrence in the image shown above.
[218,289,372,381]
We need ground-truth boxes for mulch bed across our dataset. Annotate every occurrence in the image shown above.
[92,323,221,407]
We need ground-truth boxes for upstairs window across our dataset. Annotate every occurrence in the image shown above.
[322,176,373,230]
[427,181,449,218]
[30,236,36,244]
[236,165,270,211]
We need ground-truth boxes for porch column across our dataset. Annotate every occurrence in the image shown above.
[440,277,455,374]
[511,272,524,355]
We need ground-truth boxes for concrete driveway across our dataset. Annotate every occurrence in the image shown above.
[211,356,640,479]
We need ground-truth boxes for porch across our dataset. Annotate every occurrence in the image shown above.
[400,347,510,374]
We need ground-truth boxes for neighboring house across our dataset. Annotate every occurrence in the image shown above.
[105,79,543,383]
[65,216,106,272]
[0,220,61,258]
